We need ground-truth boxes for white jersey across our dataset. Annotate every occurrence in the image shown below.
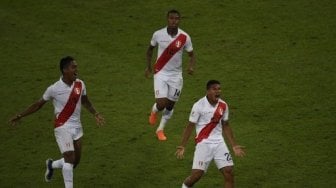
[43,78,86,128]
[150,27,193,77]
[189,96,229,144]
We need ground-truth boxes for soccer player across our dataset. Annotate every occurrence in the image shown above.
[145,9,195,141]
[9,56,105,188]
[175,80,245,188]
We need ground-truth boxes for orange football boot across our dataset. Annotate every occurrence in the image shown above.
[149,111,157,126]
[156,130,167,141]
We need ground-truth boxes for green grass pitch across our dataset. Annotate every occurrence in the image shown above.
[0,0,335,187]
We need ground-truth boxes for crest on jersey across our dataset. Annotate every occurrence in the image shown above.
[75,87,81,95]
[176,40,182,48]
[219,108,223,116]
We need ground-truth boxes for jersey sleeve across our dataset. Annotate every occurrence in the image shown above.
[184,34,193,52]
[42,85,53,101]
[189,103,200,123]
[150,31,158,47]
[81,81,87,96]
[222,104,229,121]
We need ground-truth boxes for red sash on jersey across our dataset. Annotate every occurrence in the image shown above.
[195,102,226,143]
[54,81,82,128]
[154,33,187,74]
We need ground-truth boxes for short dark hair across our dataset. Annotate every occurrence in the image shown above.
[206,80,221,90]
[59,56,74,73]
[167,9,180,17]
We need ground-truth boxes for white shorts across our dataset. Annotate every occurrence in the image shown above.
[54,126,83,154]
[192,141,234,172]
[153,74,183,101]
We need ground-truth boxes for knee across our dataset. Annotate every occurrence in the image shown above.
[191,172,203,182]
[222,166,234,181]
[165,106,174,111]
[185,170,204,187]
[165,101,175,111]
[63,151,76,165]
[155,100,166,111]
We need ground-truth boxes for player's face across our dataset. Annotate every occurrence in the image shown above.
[207,84,221,104]
[167,13,180,28]
[63,61,78,81]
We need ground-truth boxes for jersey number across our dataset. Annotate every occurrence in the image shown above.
[174,89,181,97]
[225,153,232,161]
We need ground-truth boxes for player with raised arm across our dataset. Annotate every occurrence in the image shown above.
[9,56,105,188]
[175,80,245,188]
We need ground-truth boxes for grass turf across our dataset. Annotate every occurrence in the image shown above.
[0,0,335,187]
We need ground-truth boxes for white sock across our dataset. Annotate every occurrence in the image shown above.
[182,183,190,188]
[62,163,73,188]
[162,109,174,119]
[156,109,173,132]
[157,118,168,132]
[52,158,64,169]
[152,103,159,113]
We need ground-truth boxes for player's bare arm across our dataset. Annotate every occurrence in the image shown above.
[145,45,155,78]
[176,122,195,159]
[81,95,105,126]
[222,120,245,157]
[187,51,195,75]
[9,98,47,126]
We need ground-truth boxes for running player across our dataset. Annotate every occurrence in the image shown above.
[145,9,195,141]
[9,56,105,188]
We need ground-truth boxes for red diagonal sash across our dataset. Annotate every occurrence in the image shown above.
[54,81,82,128]
[154,33,187,74]
[195,102,226,143]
